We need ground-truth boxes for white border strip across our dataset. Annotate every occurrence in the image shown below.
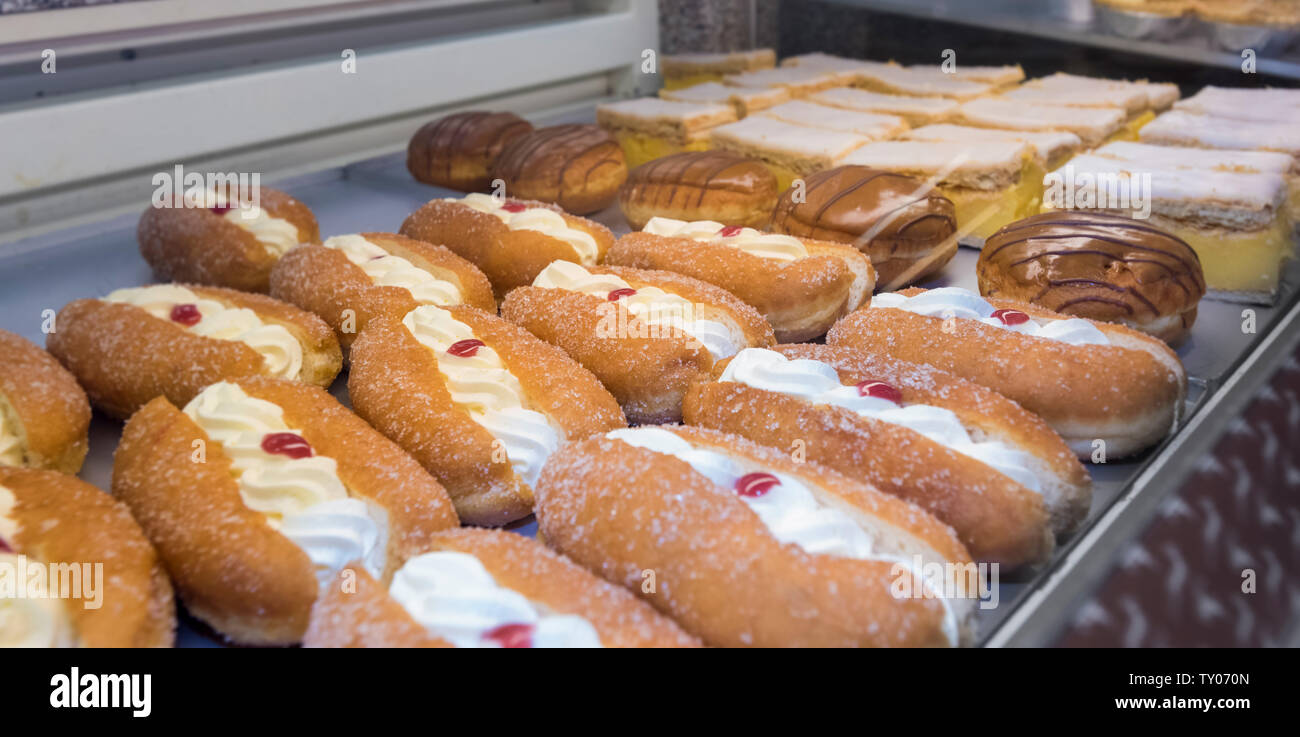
[0,0,655,200]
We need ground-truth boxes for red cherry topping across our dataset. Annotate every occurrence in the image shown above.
[991,308,1030,326]
[500,201,526,213]
[0,537,11,554]
[717,225,744,237]
[209,205,233,215]
[855,380,902,403]
[735,472,780,498]
[607,288,637,301]
[484,622,535,648]
[169,303,202,326]
[447,339,486,357]
[261,432,313,459]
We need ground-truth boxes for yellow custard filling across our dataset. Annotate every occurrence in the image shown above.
[1161,218,1291,295]
[663,74,724,90]
[613,132,712,170]
[1114,110,1156,143]
[942,169,1042,241]
[757,162,803,194]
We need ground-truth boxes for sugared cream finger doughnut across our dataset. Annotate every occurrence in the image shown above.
[398,193,615,298]
[827,286,1187,459]
[348,304,625,526]
[138,186,319,293]
[608,217,876,342]
[499,261,775,424]
[46,284,341,419]
[269,232,496,355]
[0,330,91,474]
[0,467,175,648]
[305,528,700,648]
[535,425,978,647]
[112,377,458,645]
[684,344,1092,568]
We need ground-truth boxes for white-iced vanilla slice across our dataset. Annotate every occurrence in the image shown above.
[0,484,78,648]
[642,217,808,262]
[105,285,303,379]
[185,187,301,256]
[401,306,560,487]
[531,261,739,361]
[182,382,385,585]
[388,551,602,648]
[452,193,599,264]
[323,235,463,306]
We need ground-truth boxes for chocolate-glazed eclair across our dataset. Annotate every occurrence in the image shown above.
[977,212,1205,345]
[618,151,779,230]
[489,124,627,215]
[407,111,535,192]
[768,166,958,291]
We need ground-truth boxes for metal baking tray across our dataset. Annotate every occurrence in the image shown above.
[3,143,1297,648]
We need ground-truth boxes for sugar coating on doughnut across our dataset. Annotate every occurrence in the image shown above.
[535,433,955,647]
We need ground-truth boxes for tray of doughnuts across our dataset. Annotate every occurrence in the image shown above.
[1,98,1296,651]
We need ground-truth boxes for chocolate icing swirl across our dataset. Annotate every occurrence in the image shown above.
[490,125,623,202]
[620,150,777,213]
[407,111,533,191]
[978,211,1205,332]
[768,165,957,286]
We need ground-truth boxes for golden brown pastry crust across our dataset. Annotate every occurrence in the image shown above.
[827,288,1188,459]
[618,151,779,230]
[684,344,1093,567]
[978,212,1205,345]
[269,233,496,354]
[111,378,458,645]
[0,330,91,474]
[399,198,615,298]
[348,305,626,526]
[535,426,973,647]
[306,529,700,648]
[500,264,776,424]
[608,231,875,342]
[769,166,959,290]
[137,188,319,293]
[489,124,628,214]
[406,111,535,192]
[46,285,341,420]
[1,467,176,648]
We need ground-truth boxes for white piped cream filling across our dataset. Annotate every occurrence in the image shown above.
[105,285,303,380]
[186,188,301,257]
[719,348,1043,494]
[642,217,808,262]
[0,485,78,648]
[607,427,958,646]
[532,261,739,361]
[183,382,385,587]
[401,306,560,487]
[323,235,463,306]
[453,193,599,264]
[388,551,602,648]
[870,287,1110,346]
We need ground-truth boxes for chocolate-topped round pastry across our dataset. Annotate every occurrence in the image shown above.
[978,212,1205,345]
[407,111,534,192]
[768,166,957,291]
[490,124,627,215]
[618,151,779,230]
